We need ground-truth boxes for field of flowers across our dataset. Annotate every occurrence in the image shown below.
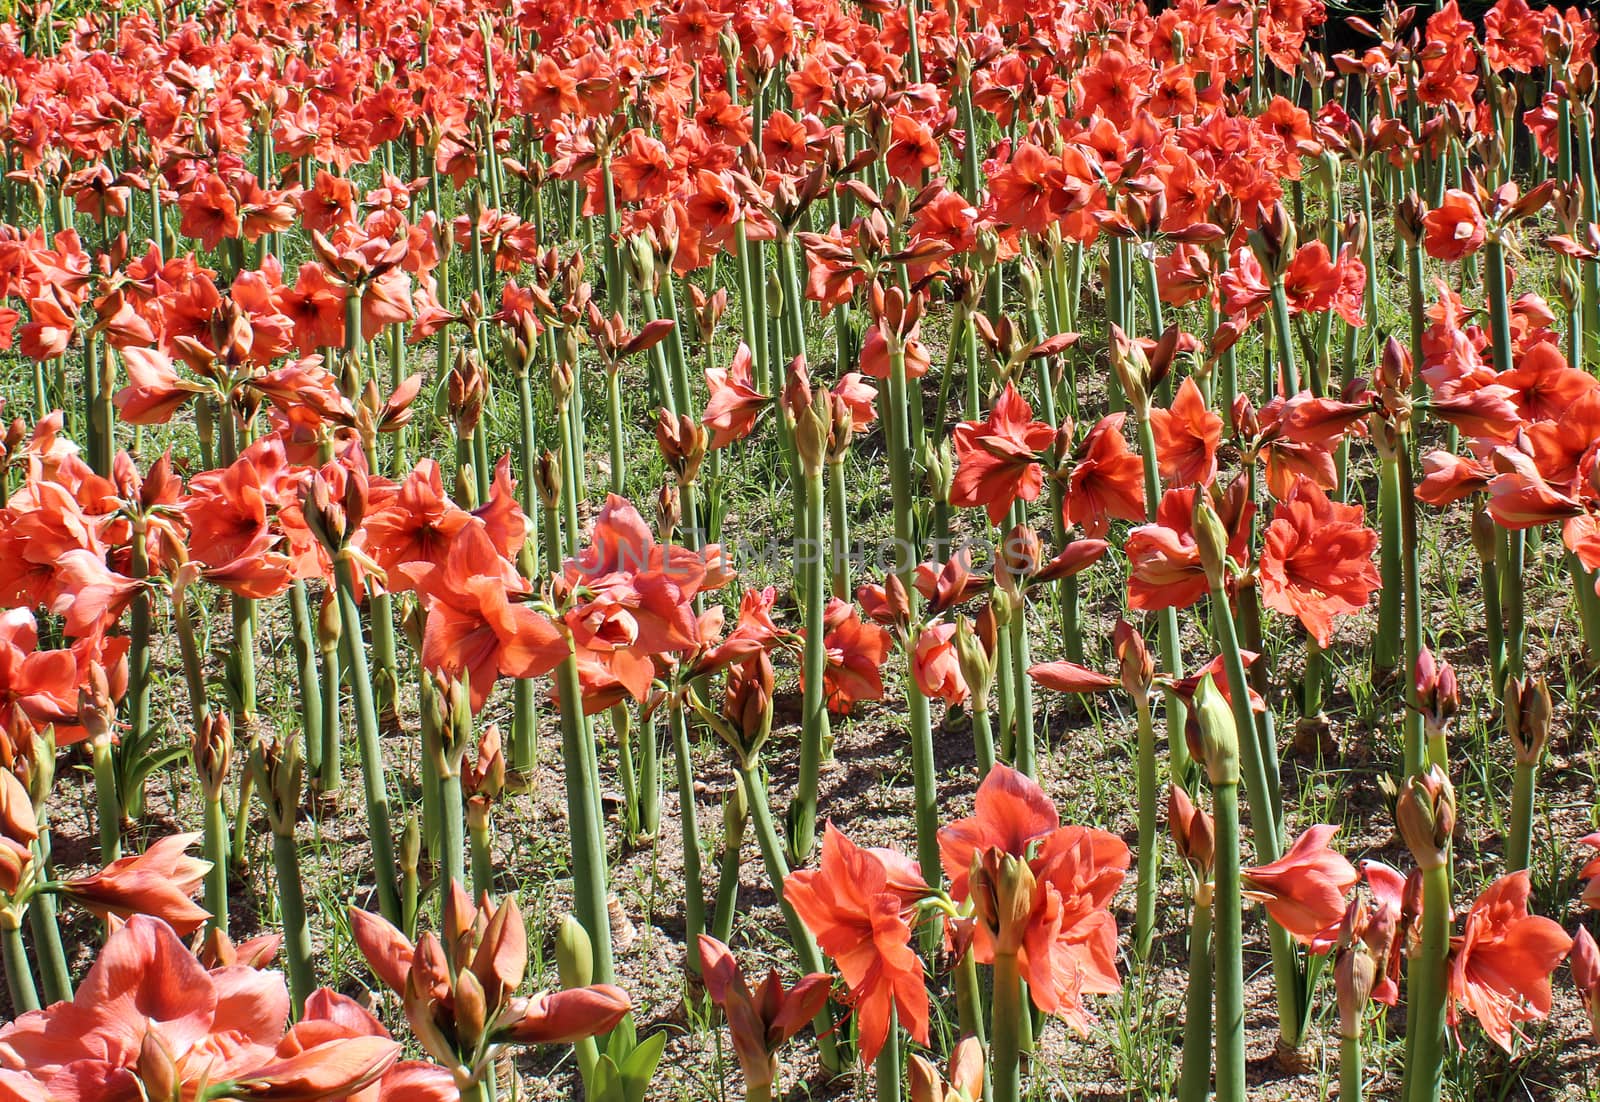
[1,0,1600,1098]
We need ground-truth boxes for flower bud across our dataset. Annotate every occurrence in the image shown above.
[1168,782,1215,877]
[556,914,595,990]
[954,615,995,713]
[1189,673,1239,786]
[1192,493,1231,592]
[1109,323,1151,417]
[1335,932,1377,1041]
[138,1028,182,1102]
[1396,765,1455,870]
[1113,620,1154,698]
[969,850,1036,956]
[191,712,233,801]
[535,450,562,510]
[1504,675,1552,767]
[1413,647,1458,741]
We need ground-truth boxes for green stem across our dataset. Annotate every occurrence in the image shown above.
[1,918,39,1014]
[289,582,324,782]
[1212,782,1246,1102]
[1176,887,1215,1102]
[272,829,315,1015]
[24,838,70,1003]
[672,705,706,972]
[875,1008,903,1102]
[992,951,1023,1102]
[1133,693,1159,960]
[469,812,494,901]
[1340,1033,1363,1102]
[440,766,467,892]
[790,466,829,863]
[333,555,401,925]
[1402,864,1450,1102]
[91,740,121,863]
[555,648,614,983]
[203,794,230,935]
[1506,761,1536,873]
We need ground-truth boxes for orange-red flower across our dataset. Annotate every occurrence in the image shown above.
[950,384,1056,525]
[1447,870,1572,1052]
[1258,477,1381,648]
[1149,376,1222,487]
[937,765,1127,1031]
[785,825,929,1065]
[1423,189,1486,261]
[60,833,211,935]
[703,343,769,448]
[0,915,397,1100]
[1241,825,1359,945]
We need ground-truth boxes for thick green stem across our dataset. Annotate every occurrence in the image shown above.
[555,648,614,983]
[333,556,401,925]
[1176,886,1215,1102]
[875,1008,903,1102]
[992,951,1024,1102]
[91,740,121,863]
[790,466,829,863]
[272,829,315,1015]
[289,582,324,781]
[469,811,494,901]
[971,702,995,779]
[1374,457,1402,674]
[1207,581,1304,1046]
[318,645,342,795]
[1402,864,1450,1102]
[1268,278,1300,394]
[638,712,661,839]
[1133,694,1159,959]
[25,837,70,1003]
[1212,782,1246,1102]
[1,917,39,1014]
[1340,1033,1363,1102]
[1506,761,1536,873]
[440,767,467,893]
[672,705,706,971]
[203,795,230,935]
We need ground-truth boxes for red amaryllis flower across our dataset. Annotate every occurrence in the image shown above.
[950,384,1056,525]
[61,833,211,936]
[1149,376,1222,487]
[1063,415,1146,538]
[402,522,565,712]
[1124,487,1215,611]
[1423,190,1487,261]
[1258,477,1381,648]
[0,915,396,1100]
[561,495,724,704]
[1573,927,1600,1041]
[1241,825,1359,946]
[697,935,832,1093]
[912,622,968,706]
[1447,870,1572,1052]
[1578,833,1600,912]
[0,609,79,734]
[361,459,472,578]
[937,765,1128,1031]
[785,825,930,1065]
[703,343,769,448]
[804,598,891,713]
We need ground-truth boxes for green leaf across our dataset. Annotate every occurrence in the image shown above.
[589,1055,624,1102]
[617,1030,666,1102]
